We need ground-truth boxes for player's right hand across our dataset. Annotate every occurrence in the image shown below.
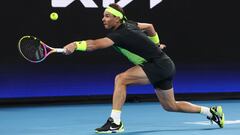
[63,42,77,55]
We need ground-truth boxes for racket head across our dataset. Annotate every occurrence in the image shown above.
[18,36,48,63]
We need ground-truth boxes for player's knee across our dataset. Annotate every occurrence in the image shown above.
[115,73,128,85]
[162,104,178,112]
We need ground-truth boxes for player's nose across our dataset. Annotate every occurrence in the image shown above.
[102,17,105,22]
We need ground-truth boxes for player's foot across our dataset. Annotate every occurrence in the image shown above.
[95,117,124,133]
[207,106,225,128]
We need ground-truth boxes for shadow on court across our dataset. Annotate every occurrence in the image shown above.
[89,128,220,135]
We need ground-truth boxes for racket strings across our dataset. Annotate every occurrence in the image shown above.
[19,37,46,61]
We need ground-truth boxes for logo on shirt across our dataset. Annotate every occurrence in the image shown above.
[51,0,163,9]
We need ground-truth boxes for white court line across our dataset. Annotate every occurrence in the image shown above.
[184,120,240,125]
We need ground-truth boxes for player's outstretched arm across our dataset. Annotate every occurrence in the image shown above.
[63,37,114,55]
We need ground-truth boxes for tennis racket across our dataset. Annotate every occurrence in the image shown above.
[18,36,65,63]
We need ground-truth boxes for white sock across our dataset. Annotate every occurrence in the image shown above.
[200,106,212,118]
[110,109,121,125]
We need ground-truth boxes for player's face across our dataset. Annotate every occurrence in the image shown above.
[102,11,120,29]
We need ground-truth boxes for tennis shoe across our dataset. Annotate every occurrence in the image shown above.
[95,117,124,133]
[207,106,225,128]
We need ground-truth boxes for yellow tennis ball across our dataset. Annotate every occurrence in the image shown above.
[50,12,58,21]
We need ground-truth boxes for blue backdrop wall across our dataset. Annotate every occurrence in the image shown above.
[0,0,239,99]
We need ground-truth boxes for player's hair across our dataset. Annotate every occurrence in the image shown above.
[108,3,127,23]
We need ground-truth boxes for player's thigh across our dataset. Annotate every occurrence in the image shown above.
[120,65,150,85]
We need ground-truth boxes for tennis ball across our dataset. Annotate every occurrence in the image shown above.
[50,12,58,21]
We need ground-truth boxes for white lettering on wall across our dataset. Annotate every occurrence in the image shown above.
[51,0,163,9]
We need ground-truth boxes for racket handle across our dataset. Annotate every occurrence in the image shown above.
[55,48,66,53]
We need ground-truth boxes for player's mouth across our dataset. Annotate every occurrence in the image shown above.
[103,23,108,27]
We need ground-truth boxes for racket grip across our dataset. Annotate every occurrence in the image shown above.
[55,48,66,53]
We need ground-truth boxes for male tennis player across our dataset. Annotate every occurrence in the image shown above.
[63,3,225,134]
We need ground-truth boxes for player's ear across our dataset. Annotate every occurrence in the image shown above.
[115,16,121,23]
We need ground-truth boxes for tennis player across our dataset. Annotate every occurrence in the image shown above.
[63,3,225,133]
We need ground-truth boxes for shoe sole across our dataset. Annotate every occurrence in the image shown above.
[95,128,124,134]
[95,124,124,134]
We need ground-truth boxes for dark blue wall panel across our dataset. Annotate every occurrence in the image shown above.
[0,0,239,98]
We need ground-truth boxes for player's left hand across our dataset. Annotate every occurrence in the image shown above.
[158,44,166,49]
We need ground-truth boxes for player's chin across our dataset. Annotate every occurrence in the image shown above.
[103,25,110,29]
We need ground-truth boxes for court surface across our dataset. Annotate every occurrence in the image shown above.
[0,100,240,135]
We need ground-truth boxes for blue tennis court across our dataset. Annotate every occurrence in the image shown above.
[0,100,239,135]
